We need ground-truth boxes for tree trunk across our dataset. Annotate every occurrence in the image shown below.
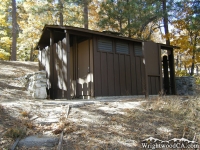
[127,0,131,37]
[190,34,197,76]
[30,45,33,61]
[176,55,179,70]
[179,55,182,71]
[83,0,88,29]
[162,0,170,45]
[58,0,63,26]
[11,0,17,61]
[9,45,12,60]
[119,18,122,33]
[190,61,195,76]
[184,63,187,72]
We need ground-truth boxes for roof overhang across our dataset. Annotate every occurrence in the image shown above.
[161,44,180,50]
[36,25,144,50]
[36,25,179,50]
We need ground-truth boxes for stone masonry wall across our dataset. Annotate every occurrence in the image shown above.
[22,71,47,99]
[175,76,196,95]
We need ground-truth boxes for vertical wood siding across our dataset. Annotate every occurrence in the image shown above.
[41,33,162,98]
[77,40,91,96]
[47,37,69,99]
[94,37,145,96]
[107,53,115,95]
[125,55,132,95]
[114,54,120,96]
[119,54,126,95]
[101,52,108,95]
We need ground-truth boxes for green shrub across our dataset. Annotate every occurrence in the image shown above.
[175,70,189,77]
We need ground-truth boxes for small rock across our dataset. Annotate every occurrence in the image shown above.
[32,87,47,99]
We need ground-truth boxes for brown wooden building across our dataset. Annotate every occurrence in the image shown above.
[37,25,176,99]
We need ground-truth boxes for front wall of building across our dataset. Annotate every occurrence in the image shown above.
[93,36,145,96]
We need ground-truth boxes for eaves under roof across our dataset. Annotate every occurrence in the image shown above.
[36,24,179,50]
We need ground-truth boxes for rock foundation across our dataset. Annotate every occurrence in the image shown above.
[22,71,47,99]
[175,76,196,95]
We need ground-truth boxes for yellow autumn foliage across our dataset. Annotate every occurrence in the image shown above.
[0,49,10,60]
[0,0,11,60]
[171,18,200,75]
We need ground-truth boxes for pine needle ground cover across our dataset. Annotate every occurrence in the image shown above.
[62,96,200,149]
[1,96,199,149]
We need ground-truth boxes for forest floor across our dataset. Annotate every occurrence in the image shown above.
[0,60,200,150]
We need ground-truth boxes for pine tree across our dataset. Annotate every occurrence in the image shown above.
[98,0,162,39]
[58,0,64,25]
[11,0,17,61]
[162,0,170,45]
[67,0,91,28]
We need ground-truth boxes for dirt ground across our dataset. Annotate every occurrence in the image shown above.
[0,60,38,149]
[0,60,200,150]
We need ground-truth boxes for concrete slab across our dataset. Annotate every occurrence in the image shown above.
[37,95,147,106]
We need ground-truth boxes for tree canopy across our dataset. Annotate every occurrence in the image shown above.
[0,0,199,75]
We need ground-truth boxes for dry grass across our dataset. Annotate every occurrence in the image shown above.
[0,104,4,113]
[4,127,26,139]
[20,111,29,118]
[141,96,200,141]
[0,96,199,149]
[62,96,200,149]
[23,120,35,129]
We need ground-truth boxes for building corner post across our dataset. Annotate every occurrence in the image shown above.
[157,43,163,94]
[64,30,71,99]
[142,42,149,98]
[50,29,55,99]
